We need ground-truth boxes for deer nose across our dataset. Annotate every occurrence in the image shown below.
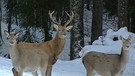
[10,41,14,44]
[126,46,129,48]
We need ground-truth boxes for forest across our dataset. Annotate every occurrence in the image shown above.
[0,0,135,60]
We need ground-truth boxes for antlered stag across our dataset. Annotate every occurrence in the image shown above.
[82,36,131,76]
[5,10,74,76]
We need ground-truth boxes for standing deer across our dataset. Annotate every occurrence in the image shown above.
[5,10,74,76]
[82,36,131,76]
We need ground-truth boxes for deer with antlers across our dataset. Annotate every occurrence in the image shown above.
[5,10,74,76]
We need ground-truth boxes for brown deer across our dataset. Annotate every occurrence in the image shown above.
[5,10,74,76]
[82,36,131,76]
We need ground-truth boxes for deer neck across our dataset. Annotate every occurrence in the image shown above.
[120,47,130,66]
[52,32,66,57]
[8,43,19,60]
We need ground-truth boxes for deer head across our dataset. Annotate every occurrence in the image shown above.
[120,35,131,51]
[48,10,74,39]
[4,31,22,46]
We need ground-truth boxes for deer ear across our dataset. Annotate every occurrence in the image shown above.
[15,32,22,37]
[119,36,123,40]
[127,35,131,40]
[53,24,59,30]
[4,30,9,37]
[66,26,73,31]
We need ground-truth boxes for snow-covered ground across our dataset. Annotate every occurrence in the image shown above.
[0,57,86,76]
[0,27,135,76]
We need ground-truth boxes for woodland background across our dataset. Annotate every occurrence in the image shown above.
[0,0,135,60]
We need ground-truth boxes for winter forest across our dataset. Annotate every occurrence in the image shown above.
[0,0,135,76]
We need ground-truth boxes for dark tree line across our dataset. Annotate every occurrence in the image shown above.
[0,0,135,59]
[3,0,70,42]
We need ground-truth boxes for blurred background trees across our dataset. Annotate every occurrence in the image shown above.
[0,0,135,60]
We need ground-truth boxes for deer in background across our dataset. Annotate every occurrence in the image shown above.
[5,10,74,76]
[82,36,131,76]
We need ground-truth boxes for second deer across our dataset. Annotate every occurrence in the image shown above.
[5,10,74,76]
[82,36,131,76]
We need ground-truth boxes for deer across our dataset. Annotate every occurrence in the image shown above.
[82,36,131,76]
[5,10,74,76]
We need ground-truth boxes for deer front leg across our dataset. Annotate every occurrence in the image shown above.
[12,68,18,76]
[32,71,38,76]
[46,65,53,76]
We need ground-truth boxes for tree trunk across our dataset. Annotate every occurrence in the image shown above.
[86,0,91,10]
[41,8,51,41]
[0,0,2,39]
[7,0,13,33]
[128,0,135,33]
[130,14,135,33]
[118,0,128,29]
[91,0,103,44]
[70,0,84,60]
[7,15,11,33]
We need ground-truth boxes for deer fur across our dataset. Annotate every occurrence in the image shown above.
[82,36,131,76]
[5,11,74,76]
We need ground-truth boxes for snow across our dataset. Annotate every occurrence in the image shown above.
[0,27,135,76]
[0,57,86,76]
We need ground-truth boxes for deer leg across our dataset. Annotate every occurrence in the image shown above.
[32,71,38,76]
[12,68,23,76]
[46,65,53,76]
[86,66,94,76]
[83,58,94,76]
[103,72,111,76]
[12,68,18,76]
[40,62,48,76]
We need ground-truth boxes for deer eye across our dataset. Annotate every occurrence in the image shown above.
[7,37,9,39]
[59,29,62,31]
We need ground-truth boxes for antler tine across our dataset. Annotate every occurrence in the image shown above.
[48,10,60,25]
[64,11,74,27]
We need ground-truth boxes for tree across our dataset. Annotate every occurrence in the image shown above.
[70,0,84,60]
[118,0,128,29]
[0,0,2,38]
[104,0,118,16]
[91,0,103,44]
[86,0,91,10]
[5,0,14,33]
[128,0,135,33]
[3,0,69,42]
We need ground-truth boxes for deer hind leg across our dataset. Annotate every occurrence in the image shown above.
[12,68,23,76]
[114,70,123,76]
[12,68,18,76]
[32,71,38,76]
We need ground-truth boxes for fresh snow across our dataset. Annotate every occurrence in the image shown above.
[0,57,86,76]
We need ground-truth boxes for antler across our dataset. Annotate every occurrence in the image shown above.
[64,11,74,27]
[48,10,61,26]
